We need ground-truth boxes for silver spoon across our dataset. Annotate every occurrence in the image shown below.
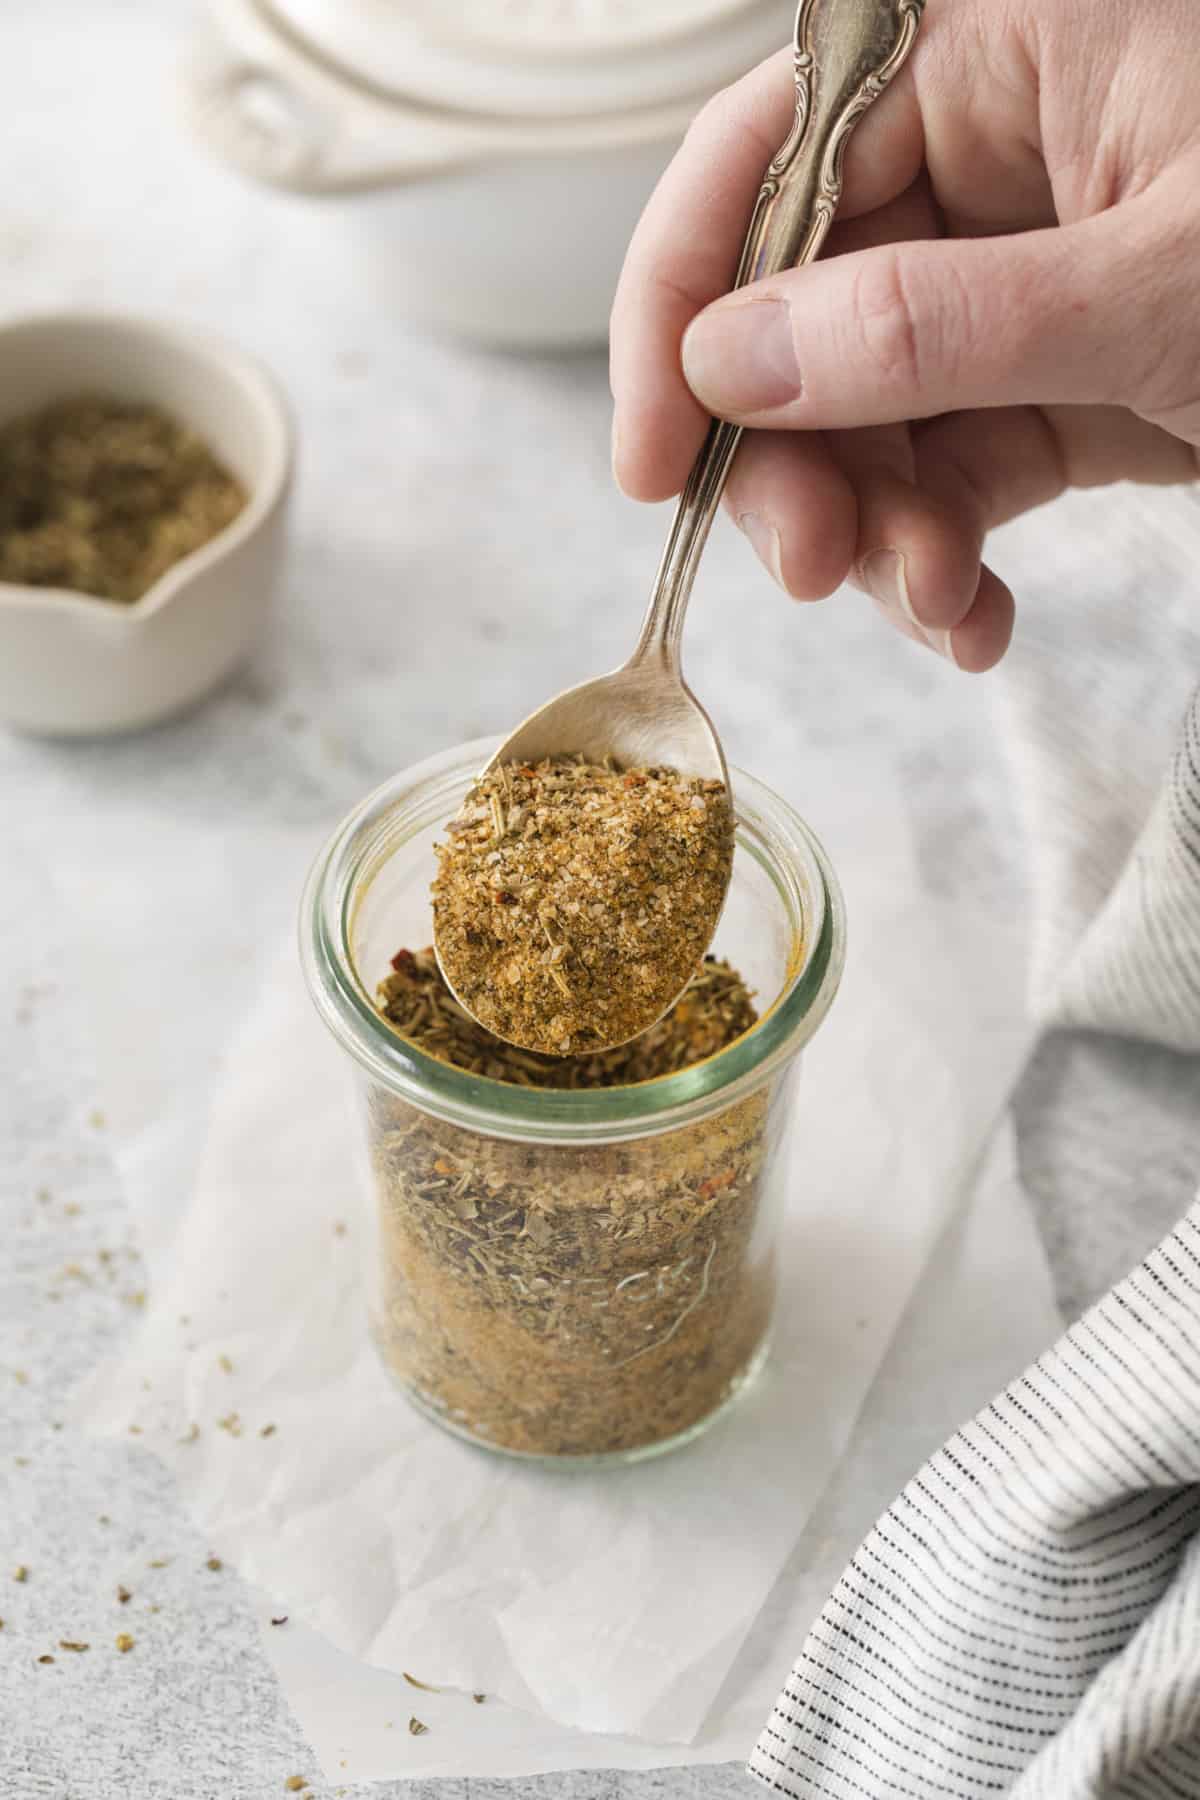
[489,0,924,778]
[439,0,924,1045]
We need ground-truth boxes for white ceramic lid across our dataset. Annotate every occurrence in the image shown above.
[258,0,793,120]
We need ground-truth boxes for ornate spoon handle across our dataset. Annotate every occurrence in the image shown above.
[632,0,924,670]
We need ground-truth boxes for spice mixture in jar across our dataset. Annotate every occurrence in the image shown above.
[0,396,245,603]
[368,947,780,1458]
[431,757,734,1056]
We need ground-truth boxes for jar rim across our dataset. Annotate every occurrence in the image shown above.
[299,738,846,1143]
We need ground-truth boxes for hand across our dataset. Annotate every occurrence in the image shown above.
[610,0,1200,671]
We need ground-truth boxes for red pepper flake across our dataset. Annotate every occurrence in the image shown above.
[697,1169,736,1203]
[432,1159,457,1177]
[623,772,647,788]
[494,890,518,906]
[389,949,417,974]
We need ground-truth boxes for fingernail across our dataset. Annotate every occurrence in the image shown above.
[859,549,958,664]
[611,412,628,496]
[737,511,785,587]
[933,627,960,669]
[682,296,800,415]
[858,548,916,623]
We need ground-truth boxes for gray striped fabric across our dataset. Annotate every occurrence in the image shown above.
[751,688,1200,1798]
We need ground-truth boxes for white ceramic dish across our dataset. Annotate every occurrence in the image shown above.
[185,0,793,348]
[0,312,292,737]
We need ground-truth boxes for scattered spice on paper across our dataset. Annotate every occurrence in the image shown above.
[432,757,732,1054]
[116,1634,135,1653]
[408,1718,429,1737]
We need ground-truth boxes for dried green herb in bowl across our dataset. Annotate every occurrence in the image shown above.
[0,395,245,604]
[431,756,734,1056]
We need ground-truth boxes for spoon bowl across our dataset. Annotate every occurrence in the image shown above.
[485,655,727,784]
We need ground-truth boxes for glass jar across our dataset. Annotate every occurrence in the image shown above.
[301,739,845,1466]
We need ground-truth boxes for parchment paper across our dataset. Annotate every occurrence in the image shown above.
[59,764,1055,1775]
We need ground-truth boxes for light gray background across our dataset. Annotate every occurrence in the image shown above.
[3,5,1199,1797]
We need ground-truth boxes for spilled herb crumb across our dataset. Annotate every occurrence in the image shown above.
[116,1634,135,1653]
[432,757,732,1054]
[403,1672,441,1692]
[58,1640,89,1653]
[13,1567,28,1583]
[408,1717,429,1737]
[206,1557,223,1572]
[284,1780,308,1794]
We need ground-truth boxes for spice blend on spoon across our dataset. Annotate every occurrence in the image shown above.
[432,756,734,1056]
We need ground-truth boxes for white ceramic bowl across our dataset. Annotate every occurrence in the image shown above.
[185,0,792,348]
[0,312,292,736]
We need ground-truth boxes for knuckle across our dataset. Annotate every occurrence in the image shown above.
[845,248,974,404]
[847,250,927,396]
[1123,246,1197,422]
[683,80,740,155]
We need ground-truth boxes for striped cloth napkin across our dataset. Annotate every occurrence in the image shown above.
[752,487,1200,1798]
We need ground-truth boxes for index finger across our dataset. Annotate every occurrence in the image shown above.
[609,46,923,502]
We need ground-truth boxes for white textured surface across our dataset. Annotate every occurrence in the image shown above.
[2,3,1199,1798]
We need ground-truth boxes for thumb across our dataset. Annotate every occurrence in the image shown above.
[680,213,1159,432]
